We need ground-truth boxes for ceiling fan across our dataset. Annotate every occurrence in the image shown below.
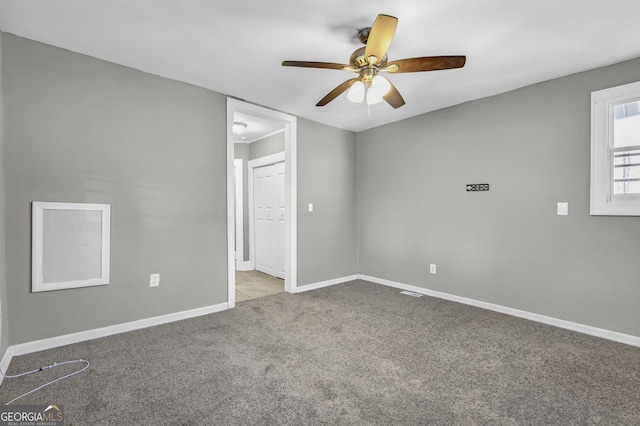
[282,14,466,109]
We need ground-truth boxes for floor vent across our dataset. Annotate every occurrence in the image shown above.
[400,290,424,298]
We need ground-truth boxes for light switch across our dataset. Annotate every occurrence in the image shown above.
[150,273,160,287]
[308,203,313,212]
[557,202,568,216]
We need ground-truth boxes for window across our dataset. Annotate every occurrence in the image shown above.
[591,81,640,215]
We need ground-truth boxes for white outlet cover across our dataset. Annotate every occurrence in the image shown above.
[308,203,313,212]
[150,273,160,287]
[429,264,436,274]
[557,202,569,216]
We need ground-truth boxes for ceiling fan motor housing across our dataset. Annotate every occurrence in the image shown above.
[350,47,387,83]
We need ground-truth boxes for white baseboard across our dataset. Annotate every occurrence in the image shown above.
[9,302,229,357]
[0,346,12,385]
[236,261,252,271]
[6,273,638,375]
[296,275,359,293]
[359,274,640,348]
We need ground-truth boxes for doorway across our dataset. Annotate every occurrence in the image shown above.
[226,99,297,308]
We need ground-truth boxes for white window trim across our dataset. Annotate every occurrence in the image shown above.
[32,201,111,292]
[591,81,640,216]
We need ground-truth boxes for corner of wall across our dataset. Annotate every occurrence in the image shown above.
[0,32,9,367]
[0,345,11,382]
[0,30,11,363]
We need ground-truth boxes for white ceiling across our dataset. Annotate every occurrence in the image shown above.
[1,0,640,133]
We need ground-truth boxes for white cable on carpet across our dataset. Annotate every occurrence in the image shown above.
[1,359,90,405]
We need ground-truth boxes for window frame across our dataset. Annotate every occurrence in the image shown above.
[591,81,640,216]
[32,201,111,292]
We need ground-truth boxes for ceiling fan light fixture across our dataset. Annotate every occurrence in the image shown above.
[233,121,248,134]
[347,80,365,103]
[366,75,391,105]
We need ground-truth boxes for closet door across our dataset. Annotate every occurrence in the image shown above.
[254,165,276,276]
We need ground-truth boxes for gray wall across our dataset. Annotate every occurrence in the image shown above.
[0,31,10,357]
[10,27,634,347]
[249,131,284,161]
[3,34,228,344]
[358,57,640,337]
[2,34,360,346]
[298,118,358,286]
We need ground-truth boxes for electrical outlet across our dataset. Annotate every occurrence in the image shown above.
[557,202,568,216]
[430,264,437,274]
[149,273,160,287]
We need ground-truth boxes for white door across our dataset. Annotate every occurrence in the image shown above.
[254,165,276,276]
[253,162,285,278]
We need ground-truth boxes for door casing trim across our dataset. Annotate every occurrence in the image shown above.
[226,99,297,308]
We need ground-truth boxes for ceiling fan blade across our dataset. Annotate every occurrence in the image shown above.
[383,79,405,109]
[282,61,352,71]
[364,14,398,65]
[385,56,466,73]
[316,78,359,106]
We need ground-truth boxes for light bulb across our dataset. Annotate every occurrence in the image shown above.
[366,75,391,105]
[347,81,365,103]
